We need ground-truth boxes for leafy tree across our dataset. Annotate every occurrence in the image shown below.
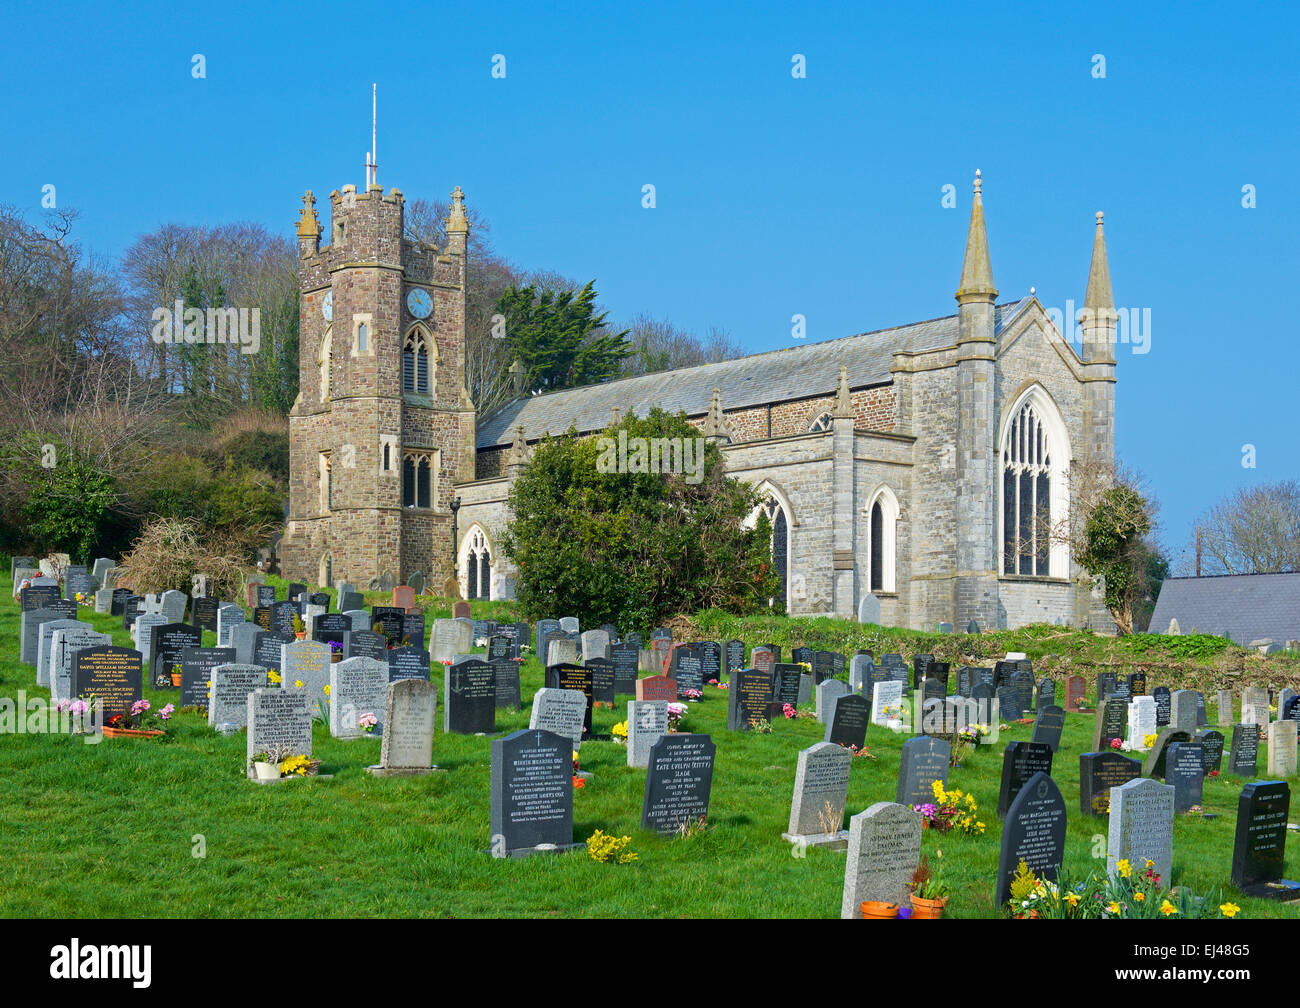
[7,434,117,562]
[496,281,630,393]
[1075,484,1153,635]
[502,409,779,629]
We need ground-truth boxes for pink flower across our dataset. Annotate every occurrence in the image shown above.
[70,700,88,716]
[159,704,175,720]
[1109,738,1122,750]
[782,703,797,719]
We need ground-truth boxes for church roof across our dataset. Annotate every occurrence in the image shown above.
[1148,572,1300,644]
[477,297,1033,448]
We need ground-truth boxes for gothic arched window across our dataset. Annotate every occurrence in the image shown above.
[866,487,899,593]
[461,527,493,600]
[761,496,788,607]
[809,411,833,432]
[1000,393,1068,577]
[403,328,430,394]
[319,326,331,401]
[402,452,434,509]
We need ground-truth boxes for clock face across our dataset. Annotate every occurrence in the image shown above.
[321,290,333,322]
[407,288,433,320]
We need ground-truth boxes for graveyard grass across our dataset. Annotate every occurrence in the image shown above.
[3,576,1300,918]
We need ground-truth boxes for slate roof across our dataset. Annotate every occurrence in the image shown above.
[1148,573,1300,644]
[476,297,1035,449]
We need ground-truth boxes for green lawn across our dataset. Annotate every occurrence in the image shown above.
[2,572,1297,918]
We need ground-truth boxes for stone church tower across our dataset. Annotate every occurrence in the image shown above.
[280,182,477,588]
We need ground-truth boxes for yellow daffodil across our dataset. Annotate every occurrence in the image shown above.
[324,685,331,696]
[1115,858,1132,878]
[1220,902,1240,918]
[1108,901,1121,914]
[1065,892,1080,907]
[1144,859,1154,870]
[1133,891,1145,903]
[1160,900,1177,916]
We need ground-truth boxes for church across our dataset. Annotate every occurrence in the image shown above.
[280,171,1117,632]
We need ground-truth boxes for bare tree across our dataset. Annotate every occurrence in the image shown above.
[620,313,745,377]
[1192,480,1300,575]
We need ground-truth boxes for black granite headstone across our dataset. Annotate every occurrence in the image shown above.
[642,733,716,836]
[71,645,142,721]
[995,772,1067,906]
[1032,705,1066,753]
[445,658,496,734]
[998,741,1054,818]
[1231,781,1299,898]
[825,693,869,750]
[1078,751,1141,816]
[388,645,431,682]
[179,646,234,708]
[490,728,574,856]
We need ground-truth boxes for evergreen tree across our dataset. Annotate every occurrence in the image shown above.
[495,281,630,393]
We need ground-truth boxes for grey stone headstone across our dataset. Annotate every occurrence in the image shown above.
[787,741,852,841]
[966,620,980,635]
[230,622,262,666]
[1170,689,1199,734]
[936,622,954,634]
[546,637,580,668]
[1268,720,1298,777]
[849,654,874,693]
[559,616,580,634]
[330,656,389,739]
[281,639,332,710]
[50,627,111,700]
[132,613,167,659]
[1107,777,1173,885]
[816,678,850,724]
[1242,687,1270,730]
[216,605,246,648]
[160,589,188,624]
[430,618,474,663]
[871,680,904,727]
[94,589,113,614]
[39,619,90,687]
[1127,696,1157,749]
[841,802,921,917]
[379,678,437,770]
[529,688,587,752]
[246,688,312,778]
[580,629,610,662]
[21,604,75,666]
[627,699,668,769]
[857,594,881,625]
[208,664,269,728]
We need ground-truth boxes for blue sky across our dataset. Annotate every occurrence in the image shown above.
[4,0,1296,567]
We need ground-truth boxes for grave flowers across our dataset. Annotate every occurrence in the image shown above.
[909,852,949,919]
[104,699,173,739]
[611,720,628,743]
[925,780,985,835]
[359,712,377,734]
[169,663,183,688]
[666,701,687,732]
[1006,859,1238,919]
[586,830,637,864]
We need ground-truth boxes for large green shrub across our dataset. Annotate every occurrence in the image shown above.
[502,408,779,630]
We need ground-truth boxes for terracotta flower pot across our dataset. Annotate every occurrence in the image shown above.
[860,901,899,919]
[170,673,183,687]
[294,631,307,640]
[102,726,164,739]
[910,894,948,919]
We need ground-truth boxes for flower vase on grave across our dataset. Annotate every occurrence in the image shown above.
[860,901,899,919]
[909,894,948,919]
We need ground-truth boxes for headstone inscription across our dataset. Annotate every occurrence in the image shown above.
[1231,781,1300,898]
[1031,705,1065,753]
[995,772,1067,907]
[641,733,716,836]
[784,742,852,848]
[840,802,920,917]
[1065,675,1086,712]
[586,658,615,706]
[896,736,950,807]
[1267,720,1298,777]
[529,688,587,752]
[636,675,677,703]
[191,596,219,632]
[490,728,575,857]
[1152,686,1171,727]
[1107,777,1174,885]
[545,664,594,739]
[445,658,496,734]
[207,665,269,728]
[50,628,111,700]
[998,741,1055,818]
[179,646,234,709]
[387,645,431,683]
[728,668,774,731]
[1092,698,1128,752]
[330,656,389,739]
[1195,729,1225,773]
[611,642,639,696]
[825,693,869,751]
[150,622,201,687]
[245,689,313,779]
[1166,742,1205,812]
[374,679,437,775]
[1229,723,1259,775]
[70,646,142,721]
[626,700,668,769]
[1079,751,1141,816]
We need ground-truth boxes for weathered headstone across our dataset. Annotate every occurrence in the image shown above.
[1143,728,1193,779]
[1170,689,1199,734]
[816,678,851,724]
[1107,777,1174,884]
[374,679,437,774]
[1127,696,1157,750]
[1218,689,1234,727]
[1268,719,1298,777]
[246,688,313,779]
[840,802,920,917]
[330,656,389,739]
[857,594,881,624]
[784,742,852,848]
[208,664,269,728]
[529,688,587,751]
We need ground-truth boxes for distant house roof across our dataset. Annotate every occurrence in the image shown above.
[475,297,1034,449]
[1148,572,1300,644]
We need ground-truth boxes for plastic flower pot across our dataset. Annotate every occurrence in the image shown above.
[910,894,948,919]
[860,901,899,919]
[170,673,183,687]
[102,726,164,739]
[253,761,280,781]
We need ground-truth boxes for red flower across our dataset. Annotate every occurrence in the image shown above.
[572,776,585,789]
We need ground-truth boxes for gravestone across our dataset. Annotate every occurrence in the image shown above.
[1229,723,1260,775]
[1035,678,1056,712]
[374,679,437,775]
[159,589,188,624]
[401,610,425,651]
[534,619,561,660]
[207,664,269,728]
[452,600,471,620]
[1268,719,1298,777]
[772,664,803,712]
[269,601,296,634]
[191,596,219,632]
[490,728,575,857]
[227,622,261,670]
[871,680,904,728]
[387,645,431,682]
[1143,728,1193,779]
[256,584,277,607]
[559,616,580,634]
[1092,698,1128,752]
[1170,689,1199,734]
[179,647,234,709]
[50,628,112,700]
[1218,690,1234,727]
[1079,751,1141,816]
[245,689,313,779]
[966,619,980,634]
[338,589,363,613]
[120,596,144,631]
[132,613,167,663]
[393,585,415,610]
[343,629,387,661]
[313,612,352,650]
[1242,687,1270,736]
[911,654,933,690]
[371,606,406,644]
[1096,671,1117,703]
[281,640,332,709]
[302,603,326,637]
[724,640,746,676]
[641,733,716,836]
[849,654,874,693]
[20,583,61,612]
[998,741,1055,818]
[1065,675,1086,712]
[812,650,845,684]
[995,772,1067,907]
[38,619,90,688]
[545,664,594,739]
[330,656,389,739]
[1231,781,1300,898]
[1151,686,1171,727]
[20,603,75,665]
[728,668,774,731]
[147,621,201,686]
[253,631,295,673]
[216,605,246,648]
[1196,728,1225,773]
[784,742,852,848]
[1127,672,1147,696]
[529,688,587,751]
[971,682,998,724]
[841,802,921,917]
[110,588,131,616]
[817,679,851,724]
[587,658,615,706]
[70,645,142,721]
[698,640,722,685]
[857,594,881,624]
[93,589,113,614]
[429,618,476,664]
[1127,696,1157,750]
[896,736,950,807]
[626,700,669,769]
[65,565,94,601]
[611,642,639,696]
[1010,670,1035,716]
[997,685,1023,721]
[1195,692,1207,727]
[1167,742,1206,812]
[546,637,580,669]
[1031,705,1066,754]
[636,675,677,703]
[91,557,114,589]
[445,658,496,734]
[792,646,814,669]
[825,693,869,751]
[580,629,610,662]
[1107,777,1174,884]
